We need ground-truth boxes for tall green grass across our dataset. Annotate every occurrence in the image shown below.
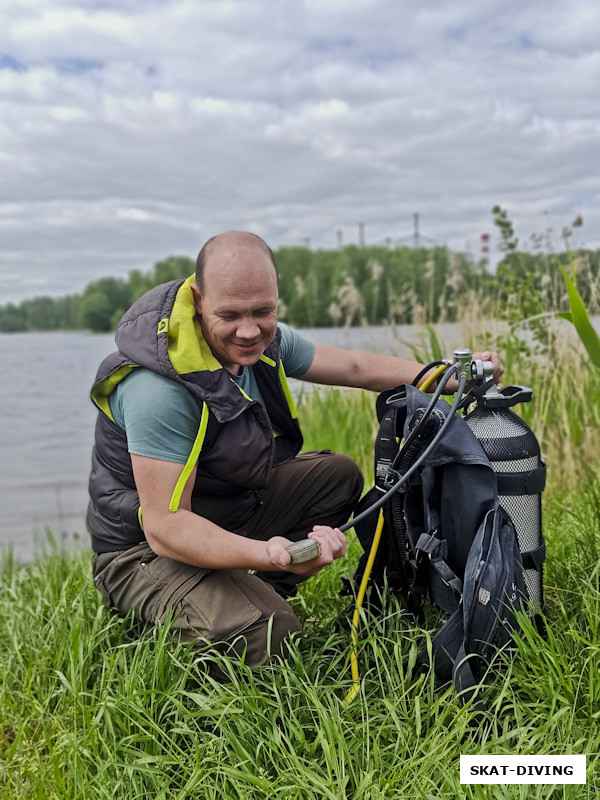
[2,371,600,798]
[297,386,378,482]
[1,484,599,798]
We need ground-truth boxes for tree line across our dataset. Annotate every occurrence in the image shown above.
[1,243,598,333]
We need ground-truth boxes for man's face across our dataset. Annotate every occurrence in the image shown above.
[192,243,279,374]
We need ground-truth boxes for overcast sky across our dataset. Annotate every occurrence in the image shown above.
[1,0,598,305]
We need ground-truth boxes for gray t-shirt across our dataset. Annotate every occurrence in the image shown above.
[109,322,315,463]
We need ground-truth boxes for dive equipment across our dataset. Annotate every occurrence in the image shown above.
[342,347,546,704]
[340,361,466,533]
[286,538,320,564]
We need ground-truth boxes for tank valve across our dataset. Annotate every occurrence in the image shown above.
[471,358,494,383]
[454,348,494,385]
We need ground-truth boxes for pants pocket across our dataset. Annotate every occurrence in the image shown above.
[152,567,262,648]
[181,570,263,644]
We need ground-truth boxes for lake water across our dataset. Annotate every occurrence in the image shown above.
[0,332,118,563]
[2,318,595,563]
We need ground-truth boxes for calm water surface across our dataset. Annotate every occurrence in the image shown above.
[1,332,117,562]
[0,321,506,563]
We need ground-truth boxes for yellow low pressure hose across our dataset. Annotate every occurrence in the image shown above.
[344,508,386,705]
[419,363,450,393]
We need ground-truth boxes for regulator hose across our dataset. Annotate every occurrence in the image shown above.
[418,363,450,393]
[411,360,447,389]
[342,367,467,705]
[344,508,385,705]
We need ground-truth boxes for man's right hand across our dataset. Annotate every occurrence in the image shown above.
[266,526,347,576]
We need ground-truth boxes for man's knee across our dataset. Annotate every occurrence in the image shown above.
[313,451,363,516]
[175,568,301,667]
[328,452,364,499]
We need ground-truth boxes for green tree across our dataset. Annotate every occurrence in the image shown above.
[127,269,153,304]
[78,288,115,332]
[78,278,129,332]
[0,303,27,332]
[152,256,195,285]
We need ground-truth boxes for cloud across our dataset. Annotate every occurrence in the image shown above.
[0,0,599,303]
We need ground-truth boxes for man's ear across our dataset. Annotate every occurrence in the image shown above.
[190,282,202,316]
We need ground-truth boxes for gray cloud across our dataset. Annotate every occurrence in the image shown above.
[1,0,598,304]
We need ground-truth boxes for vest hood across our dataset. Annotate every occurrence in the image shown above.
[92,275,284,425]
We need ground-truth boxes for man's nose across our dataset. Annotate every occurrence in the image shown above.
[236,318,260,339]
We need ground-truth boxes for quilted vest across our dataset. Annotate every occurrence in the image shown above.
[87,276,303,553]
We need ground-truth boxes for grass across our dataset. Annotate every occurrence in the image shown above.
[297,386,379,482]
[2,358,600,798]
[491,334,600,496]
[1,485,599,799]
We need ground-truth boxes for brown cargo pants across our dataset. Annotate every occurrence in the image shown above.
[92,451,363,667]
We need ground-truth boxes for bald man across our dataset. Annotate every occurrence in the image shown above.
[88,231,503,667]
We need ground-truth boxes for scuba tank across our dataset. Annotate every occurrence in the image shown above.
[464,380,546,614]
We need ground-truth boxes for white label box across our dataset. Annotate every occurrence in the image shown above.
[460,755,586,784]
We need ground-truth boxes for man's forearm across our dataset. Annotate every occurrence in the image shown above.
[144,508,273,571]
[312,348,433,392]
[302,343,503,393]
[302,344,433,392]
[143,509,346,579]
[345,351,436,392]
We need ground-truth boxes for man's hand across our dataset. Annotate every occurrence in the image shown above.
[443,350,504,393]
[472,350,504,385]
[266,526,347,576]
